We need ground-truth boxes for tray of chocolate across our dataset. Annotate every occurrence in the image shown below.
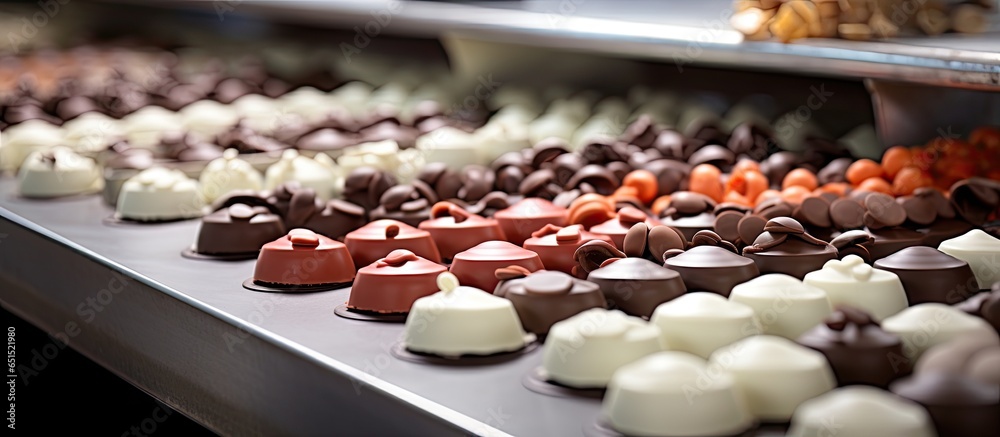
[3,46,1000,436]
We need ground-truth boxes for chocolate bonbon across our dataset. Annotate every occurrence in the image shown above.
[650,292,761,358]
[188,203,285,259]
[494,198,569,246]
[938,229,1000,290]
[589,206,657,249]
[344,219,442,268]
[347,250,447,315]
[709,335,836,422]
[586,257,687,318]
[729,274,833,339]
[657,191,717,241]
[786,386,936,437]
[198,148,263,202]
[803,255,908,321]
[523,224,612,275]
[248,228,355,291]
[541,309,660,389]
[916,329,1000,385]
[891,372,999,437]
[264,149,337,200]
[403,272,532,357]
[0,119,63,172]
[449,241,543,293]
[882,303,998,361]
[600,352,754,437]
[496,270,607,336]
[17,147,103,198]
[418,202,506,262]
[116,167,204,221]
[663,245,759,297]
[743,217,838,279]
[796,307,911,387]
[874,246,979,305]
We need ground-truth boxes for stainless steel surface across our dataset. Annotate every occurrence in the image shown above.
[0,178,593,436]
[142,0,1000,90]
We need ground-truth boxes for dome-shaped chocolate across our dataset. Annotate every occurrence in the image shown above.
[797,307,910,388]
[874,246,978,305]
[664,246,758,297]
[587,257,686,318]
[743,217,837,279]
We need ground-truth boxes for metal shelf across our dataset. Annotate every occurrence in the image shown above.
[147,0,1000,90]
[0,179,578,436]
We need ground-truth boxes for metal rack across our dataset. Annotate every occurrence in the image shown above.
[166,0,1000,90]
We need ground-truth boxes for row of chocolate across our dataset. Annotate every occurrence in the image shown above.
[237,218,999,436]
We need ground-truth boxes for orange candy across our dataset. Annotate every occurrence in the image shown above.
[782,168,819,191]
[725,170,769,204]
[689,164,724,203]
[651,195,671,215]
[846,159,884,186]
[568,194,615,229]
[755,189,782,206]
[723,191,751,206]
[892,166,932,196]
[732,159,761,175]
[881,146,912,180]
[780,185,812,204]
[621,170,658,204]
[817,182,850,197]
[856,176,893,195]
[613,186,639,200]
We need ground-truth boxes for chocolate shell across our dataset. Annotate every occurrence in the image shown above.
[890,373,999,437]
[797,307,911,388]
[494,198,569,246]
[348,250,447,314]
[418,202,506,261]
[874,246,979,305]
[664,246,759,297]
[193,204,285,257]
[586,258,687,318]
[659,191,717,241]
[743,217,838,279]
[522,224,613,276]
[589,206,658,250]
[449,241,543,293]
[496,270,607,335]
[252,229,356,287]
[344,220,442,269]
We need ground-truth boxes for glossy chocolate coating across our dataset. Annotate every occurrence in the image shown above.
[950,177,1000,225]
[418,202,506,261]
[830,230,874,263]
[587,257,687,318]
[496,270,607,335]
[591,207,658,249]
[194,204,285,255]
[369,182,437,228]
[494,198,569,246]
[343,167,398,212]
[663,246,758,297]
[890,373,999,437]
[348,250,447,314]
[523,224,613,276]
[659,191,717,241]
[449,241,543,292]
[253,229,356,286]
[874,247,979,305]
[955,287,1000,333]
[797,307,910,388]
[344,219,442,269]
[743,217,838,279]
